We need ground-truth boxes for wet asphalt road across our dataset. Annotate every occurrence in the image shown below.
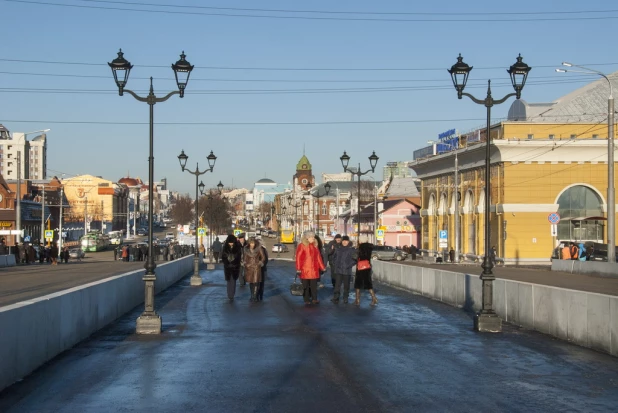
[1,260,617,413]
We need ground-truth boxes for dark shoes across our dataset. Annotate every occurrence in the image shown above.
[331,298,339,304]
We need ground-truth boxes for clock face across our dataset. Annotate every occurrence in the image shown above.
[302,164,307,169]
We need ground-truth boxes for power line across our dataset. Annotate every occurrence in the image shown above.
[6,0,618,22]
[74,0,618,17]
[0,70,600,84]
[1,57,617,72]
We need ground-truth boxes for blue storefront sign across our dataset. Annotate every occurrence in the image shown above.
[413,145,436,160]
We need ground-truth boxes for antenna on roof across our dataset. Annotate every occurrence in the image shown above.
[303,143,305,156]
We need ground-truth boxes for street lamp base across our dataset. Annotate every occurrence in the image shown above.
[190,274,203,286]
[136,313,162,334]
[474,311,502,333]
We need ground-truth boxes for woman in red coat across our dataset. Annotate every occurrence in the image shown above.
[295,231,326,305]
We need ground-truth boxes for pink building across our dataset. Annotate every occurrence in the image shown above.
[379,199,421,248]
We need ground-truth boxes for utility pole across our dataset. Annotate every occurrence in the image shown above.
[40,185,45,245]
[454,148,460,263]
[101,200,104,233]
[16,151,21,244]
[59,185,64,252]
[84,196,88,236]
[374,185,378,244]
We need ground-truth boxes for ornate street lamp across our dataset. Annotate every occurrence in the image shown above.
[287,194,305,257]
[109,49,194,335]
[448,53,531,333]
[177,149,218,283]
[340,151,379,245]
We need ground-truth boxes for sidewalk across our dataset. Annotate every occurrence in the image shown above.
[1,261,617,412]
[402,260,618,296]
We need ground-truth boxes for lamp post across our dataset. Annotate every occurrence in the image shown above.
[109,49,194,335]
[556,64,615,263]
[448,53,531,332]
[306,182,331,239]
[287,194,305,257]
[277,205,286,258]
[177,149,217,285]
[340,151,379,245]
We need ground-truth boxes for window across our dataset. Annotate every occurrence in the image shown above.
[322,204,327,215]
[557,185,604,242]
[549,134,555,140]
[527,134,534,140]
[592,134,599,139]
[570,134,577,139]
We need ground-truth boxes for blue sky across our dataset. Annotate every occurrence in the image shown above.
[2,0,616,194]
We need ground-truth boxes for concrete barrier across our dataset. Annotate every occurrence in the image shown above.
[0,256,193,391]
[551,259,618,278]
[0,254,16,268]
[372,261,618,357]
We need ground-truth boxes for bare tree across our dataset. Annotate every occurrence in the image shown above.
[169,194,194,225]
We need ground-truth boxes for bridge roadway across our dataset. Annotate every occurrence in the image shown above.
[0,261,616,412]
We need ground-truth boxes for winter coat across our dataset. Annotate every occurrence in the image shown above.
[221,242,242,271]
[326,239,341,266]
[243,243,265,283]
[296,237,326,280]
[212,238,223,253]
[332,244,357,276]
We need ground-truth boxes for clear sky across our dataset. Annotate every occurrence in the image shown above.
[2,0,616,195]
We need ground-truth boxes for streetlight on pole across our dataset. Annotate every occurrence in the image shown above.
[177,149,217,285]
[276,205,286,258]
[109,49,194,335]
[556,63,615,262]
[340,151,379,245]
[287,194,305,257]
[206,181,224,265]
[306,182,331,239]
[448,53,531,333]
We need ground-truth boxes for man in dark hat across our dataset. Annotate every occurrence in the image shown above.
[331,236,356,304]
[237,233,247,286]
[326,234,343,287]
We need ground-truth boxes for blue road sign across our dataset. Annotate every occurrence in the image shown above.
[439,230,448,239]
[24,236,31,242]
[548,213,560,224]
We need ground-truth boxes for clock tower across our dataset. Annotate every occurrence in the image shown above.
[294,154,314,189]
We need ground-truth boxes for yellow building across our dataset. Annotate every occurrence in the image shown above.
[63,174,129,232]
[412,72,618,264]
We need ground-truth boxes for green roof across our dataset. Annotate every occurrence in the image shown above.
[296,155,312,170]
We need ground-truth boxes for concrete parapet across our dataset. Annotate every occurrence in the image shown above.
[0,256,193,391]
[552,259,618,278]
[373,261,617,357]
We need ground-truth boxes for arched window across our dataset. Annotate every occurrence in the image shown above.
[438,193,447,216]
[464,190,474,214]
[556,185,604,242]
[322,203,327,216]
[428,193,436,215]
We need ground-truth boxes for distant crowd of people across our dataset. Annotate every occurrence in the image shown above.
[0,238,67,265]
[114,242,193,262]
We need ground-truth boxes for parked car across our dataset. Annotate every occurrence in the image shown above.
[137,228,147,236]
[371,245,407,261]
[268,230,277,238]
[69,248,85,259]
[272,243,289,253]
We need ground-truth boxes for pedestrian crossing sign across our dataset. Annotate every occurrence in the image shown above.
[44,230,54,240]
[198,227,206,236]
[233,229,242,237]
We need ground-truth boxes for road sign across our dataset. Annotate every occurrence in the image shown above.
[439,230,448,248]
[198,227,206,236]
[548,213,560,224]
[233,229,242,237]
[44,230,54,240]
[550,224,557,236]
[376,229,385,239]
[24,236,31,242]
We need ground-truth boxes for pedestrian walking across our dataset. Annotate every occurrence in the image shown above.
[331,235,357,304]
[113,246,118,261]
[50,242,59,266]
[62,246,70,264]
[296,231,326,306]
[354,243,378,306]
[237,233,247,286]
[326,234,342,287]
[257,242,269,302]
[211,237,222,263]
[242,237,265,302]
[221,234,242,301]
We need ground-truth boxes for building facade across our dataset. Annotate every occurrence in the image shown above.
[411,72,618,264]
[0,126,47,180]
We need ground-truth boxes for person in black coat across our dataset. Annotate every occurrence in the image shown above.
[221,234,242,301]
[331,236,357,304]
[354,243,377,306]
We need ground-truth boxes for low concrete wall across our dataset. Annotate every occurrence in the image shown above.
[372,261,618,357]
[0,256,193,391]
[552,259,618,279]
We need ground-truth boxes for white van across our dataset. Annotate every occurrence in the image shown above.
[165,231,175,240]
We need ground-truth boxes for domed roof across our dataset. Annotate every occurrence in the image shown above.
[256,178,276,184]
[118,176,139,187]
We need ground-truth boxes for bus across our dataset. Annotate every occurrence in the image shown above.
[109,231,124,245]
[80,231,111,252]
[280,229,295,244]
